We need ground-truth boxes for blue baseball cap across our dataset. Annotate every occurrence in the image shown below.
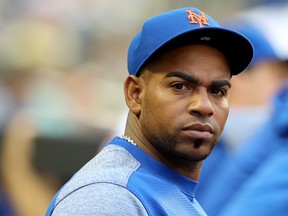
[127,7,254,76]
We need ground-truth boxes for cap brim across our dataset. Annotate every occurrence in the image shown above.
[144,27,254,76]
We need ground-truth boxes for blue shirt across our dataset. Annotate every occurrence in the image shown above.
[46,137,207,216]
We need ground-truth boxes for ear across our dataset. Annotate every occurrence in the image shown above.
[124,75,143,116]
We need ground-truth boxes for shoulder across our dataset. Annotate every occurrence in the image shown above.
[52,144,143,214]
[52,183,148,216]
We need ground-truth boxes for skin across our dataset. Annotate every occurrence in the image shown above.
[124,44,231,180]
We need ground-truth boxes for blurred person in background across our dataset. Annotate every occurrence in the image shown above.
[195,3,288,216]
[1,111,58,216]
[0,16,86,216]
[0,185,15,216]
[0,3,118,214]
[218,83,288,216]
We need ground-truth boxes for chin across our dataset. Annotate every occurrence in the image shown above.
[172,147,210,162]
[176,142,214,161]
[192,152,210,161]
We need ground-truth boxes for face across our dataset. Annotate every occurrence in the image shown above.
[138,44,231,163]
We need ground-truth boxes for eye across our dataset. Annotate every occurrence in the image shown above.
[171,83,188,90]
[211,88,227,97]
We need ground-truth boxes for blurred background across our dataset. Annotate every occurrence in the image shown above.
[0,0,287,215]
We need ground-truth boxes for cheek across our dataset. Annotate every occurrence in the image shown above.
[142,89,182,125]
[215,101,230,131]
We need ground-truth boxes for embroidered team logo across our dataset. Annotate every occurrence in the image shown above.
[185,10,210,27]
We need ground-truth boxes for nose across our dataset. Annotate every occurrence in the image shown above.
[188,90,215,117]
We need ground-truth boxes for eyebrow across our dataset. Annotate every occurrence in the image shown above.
[165,71,231,88]
[165,71,199,85]
[211,80,231,89]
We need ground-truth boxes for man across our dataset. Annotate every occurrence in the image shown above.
[46,7,253,215]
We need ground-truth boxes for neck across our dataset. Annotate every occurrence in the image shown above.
[124,113,202,180]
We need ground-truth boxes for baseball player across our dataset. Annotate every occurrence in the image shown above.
[46,7,253,215]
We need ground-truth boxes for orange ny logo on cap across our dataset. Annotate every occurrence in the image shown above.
[185,10,210,27]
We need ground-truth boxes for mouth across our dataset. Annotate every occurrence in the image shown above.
[182,123,214,139]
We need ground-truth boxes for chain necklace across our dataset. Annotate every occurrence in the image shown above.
[121,135,138,146]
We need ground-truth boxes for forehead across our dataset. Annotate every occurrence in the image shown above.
[145,44,231,79]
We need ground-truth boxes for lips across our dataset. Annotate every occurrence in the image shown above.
[182,123,214,139]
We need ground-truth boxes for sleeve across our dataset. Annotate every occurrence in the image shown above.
[52,183,148,216]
